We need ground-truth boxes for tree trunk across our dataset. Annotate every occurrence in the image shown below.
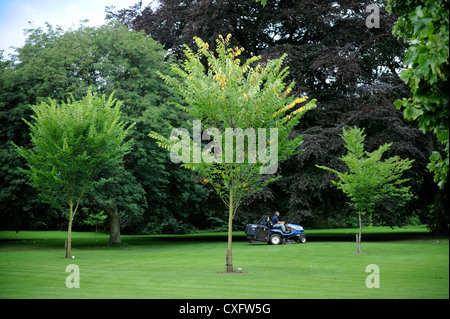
[66,203,73,258]
[355,212,363,254]
[66,193,84,258]
[429,134,449,234]
[226,188,234,273]
[433,186,449,234]
[359,212,362,253]
[105,206,121,244]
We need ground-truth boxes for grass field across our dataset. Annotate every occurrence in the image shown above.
[0,226,448,299]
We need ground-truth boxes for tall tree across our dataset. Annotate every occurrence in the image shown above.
[317,127,414,253]
[1,21,209,234]
[14,91,134,257]
[150,34,316,272]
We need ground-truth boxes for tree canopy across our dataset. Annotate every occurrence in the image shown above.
[1,21,210,235]
[14,91,134,256]
[317,126,414,252]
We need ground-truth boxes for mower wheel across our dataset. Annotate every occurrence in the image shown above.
[269,234,282,245]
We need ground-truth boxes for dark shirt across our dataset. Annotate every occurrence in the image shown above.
[272,215,279,225]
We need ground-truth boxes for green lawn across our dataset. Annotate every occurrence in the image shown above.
[0,227,448,299]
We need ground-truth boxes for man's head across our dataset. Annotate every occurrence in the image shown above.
[275,211,279,216]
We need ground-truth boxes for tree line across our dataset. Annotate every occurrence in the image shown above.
[1,0,448,235]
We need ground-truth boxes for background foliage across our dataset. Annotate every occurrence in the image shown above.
[387,0,449,190]
[1,0,448,234]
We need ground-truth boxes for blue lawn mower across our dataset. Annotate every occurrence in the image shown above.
[245,215,306,245]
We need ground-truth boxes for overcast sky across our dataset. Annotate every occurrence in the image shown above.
[0,0,153,59]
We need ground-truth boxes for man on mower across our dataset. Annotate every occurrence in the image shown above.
[272,211,290,233]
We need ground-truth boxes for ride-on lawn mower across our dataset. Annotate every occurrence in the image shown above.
[245,215,306,245]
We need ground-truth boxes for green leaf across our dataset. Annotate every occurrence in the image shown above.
[403,104,423,120]
[429,151,441,162]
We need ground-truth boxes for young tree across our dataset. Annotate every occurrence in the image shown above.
[14,90,134,257]
[316,127,414,254]
[150,34,316,272]
[84,210,107,233]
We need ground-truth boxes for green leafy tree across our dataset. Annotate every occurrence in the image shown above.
[87,166,147,244]
[14,90,134,257]
[387,0,449,189]
[84,210,107,233]
[316,127,414,254]
[150,34,316,272]
[2,21,207,235]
